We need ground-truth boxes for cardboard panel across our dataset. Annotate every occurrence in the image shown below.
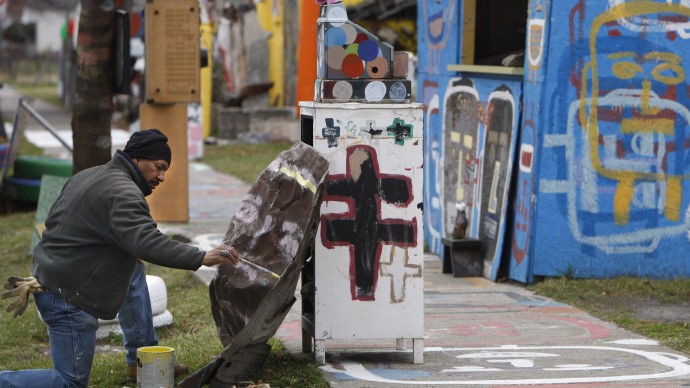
[140,103,189,222]
[144,0,200,104]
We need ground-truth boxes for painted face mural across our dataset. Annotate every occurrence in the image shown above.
[565,2,690,253]
[608,0,690,34]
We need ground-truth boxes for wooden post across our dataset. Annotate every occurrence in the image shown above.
[140,103,189,222]
[141,0,200,223]
[462,0,477,64]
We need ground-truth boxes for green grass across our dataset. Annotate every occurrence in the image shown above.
[15,136,43,158]
[258,339,329,388]
[0,141,327,387]
[0,211,48,368]
[6,81,62,108]
[528,276,690,355]
[200,141,293,183]
[0,211,223,385]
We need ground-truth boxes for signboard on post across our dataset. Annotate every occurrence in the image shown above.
[144,0,200,104]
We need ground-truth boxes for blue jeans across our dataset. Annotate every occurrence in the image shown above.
[118,261,158,366]
[0,263,158,387]
[0,291,99,388]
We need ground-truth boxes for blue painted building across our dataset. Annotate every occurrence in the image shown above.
[418,0,690,282]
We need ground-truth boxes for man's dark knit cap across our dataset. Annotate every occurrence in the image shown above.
[123,129,171,165]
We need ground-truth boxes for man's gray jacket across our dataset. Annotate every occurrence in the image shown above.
[33,151,204,320]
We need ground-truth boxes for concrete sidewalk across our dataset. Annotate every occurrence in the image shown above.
[5,87,690,387]
[181,160,690,387]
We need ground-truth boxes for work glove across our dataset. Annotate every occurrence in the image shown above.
[1,276,44,318]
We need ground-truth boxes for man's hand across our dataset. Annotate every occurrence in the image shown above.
[202,245,240,267]
[1,276,44,318]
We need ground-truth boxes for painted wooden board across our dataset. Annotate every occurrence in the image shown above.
[144,0,200,104]
[438,75,522,281]
[301,102,424,342]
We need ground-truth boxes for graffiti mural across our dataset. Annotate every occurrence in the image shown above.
[417,0,522,276]
[321,345,690,385]
[505,0,551,283]
[441,77,522,279]
[479,86,518,279]
[320,145,417,301]
[534,1,690,278]
[420,76,446,256]
[417,1,462,257]
[414,0,690,281]
[302,102,424,350]
[443,78,480,237]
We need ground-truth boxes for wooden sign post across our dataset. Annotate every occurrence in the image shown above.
[142,0,200,222]
[140,103,189,222]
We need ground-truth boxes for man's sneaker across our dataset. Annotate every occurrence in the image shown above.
[126,364,137,383]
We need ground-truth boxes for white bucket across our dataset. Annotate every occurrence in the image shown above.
[136,346,175,388]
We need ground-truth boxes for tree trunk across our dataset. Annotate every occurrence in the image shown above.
[71,0,114,174]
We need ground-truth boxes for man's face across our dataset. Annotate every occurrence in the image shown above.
[133,158,169,190]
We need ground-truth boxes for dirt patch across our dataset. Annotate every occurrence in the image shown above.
[606,297,690,323]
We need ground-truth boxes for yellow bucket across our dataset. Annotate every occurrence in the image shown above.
[136,346,175,388]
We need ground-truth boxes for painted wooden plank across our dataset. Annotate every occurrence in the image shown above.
[448,64,525,76]
[461,0,477,64]
[144,0,200,104]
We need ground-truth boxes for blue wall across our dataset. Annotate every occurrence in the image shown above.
[418,0,690,281]
[506,0,551,283]
[532,1,690,279]
[418,0,522,279]
[418,0,461,256]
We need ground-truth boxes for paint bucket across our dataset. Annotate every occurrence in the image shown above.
[136,346,175,388]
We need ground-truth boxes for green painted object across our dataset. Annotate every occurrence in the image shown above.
[29,175,69,256]
[14,156,73,179]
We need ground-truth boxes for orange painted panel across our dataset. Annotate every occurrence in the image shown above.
[296,1,320,107]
